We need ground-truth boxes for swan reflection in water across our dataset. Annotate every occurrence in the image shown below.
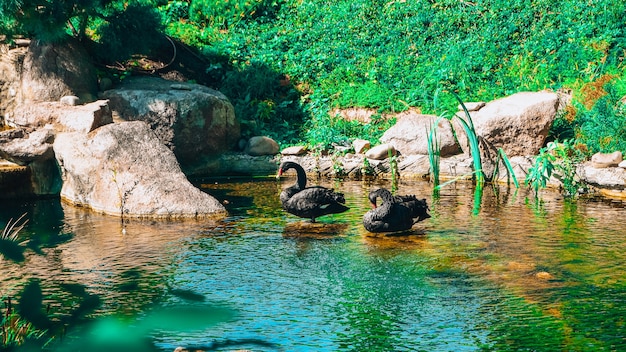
[282,221,349,239]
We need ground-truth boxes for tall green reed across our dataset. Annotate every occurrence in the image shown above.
[494,148,520,188]
[1,213,28,242]
[427,116,442,187]
[453,94,485,186]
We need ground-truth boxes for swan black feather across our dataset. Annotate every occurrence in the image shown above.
[277,161,349,222]
[363,188,430,233]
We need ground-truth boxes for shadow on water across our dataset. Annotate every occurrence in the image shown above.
[1,178,626,351]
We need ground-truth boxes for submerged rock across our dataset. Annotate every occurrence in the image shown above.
[53,121,227,218]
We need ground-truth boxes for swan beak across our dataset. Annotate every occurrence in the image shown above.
[276,169,283,179]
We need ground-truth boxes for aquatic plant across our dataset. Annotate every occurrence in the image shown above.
[1,213,27,241]
[361,157,374,177]
[526,140,587,198]
[1,297,47,348]
[427,115,443,187]
[453,94,485,186]
[388,148,398,191]
[0,213,29,262]
[331,151,346,178]
[493,148,520,188]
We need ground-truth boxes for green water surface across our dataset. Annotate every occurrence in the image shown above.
[1,178,625,351]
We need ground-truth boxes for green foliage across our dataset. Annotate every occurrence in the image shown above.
[526,140,587,198]
[188,0,283,29]
[572,79,626,154]
[90,2,165,63]
[218,62,305,144]
[1,297,47,348]
[159,1,222,47]
[172,0,626,146]
[303,98,395,151]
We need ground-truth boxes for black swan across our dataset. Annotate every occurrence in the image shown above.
[363,188,430,233]
[277,161,350,222]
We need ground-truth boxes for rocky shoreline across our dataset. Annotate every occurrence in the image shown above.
[200,151,626,199]
[1,40,625,219]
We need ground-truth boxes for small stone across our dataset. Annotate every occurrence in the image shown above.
[60,95,80,106]
[352,139,371,154]
[365,143,397,160]
[281,145,307,156]
[591,151,623,168]
[619,160,626,169]
[245,136,279,156]
[535,271,553,280]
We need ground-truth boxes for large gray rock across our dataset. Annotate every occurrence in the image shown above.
[380,113,461,157]
[0,128,55,165]
[455,91,559,157]
[8,100,112,132]
[53,121,227,218]
[101,77,240,170]
[19,39,98,104]
[0,45,27,122]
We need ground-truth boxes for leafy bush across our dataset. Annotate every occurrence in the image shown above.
[526,140,588,198]
[90,3,165,63]
[303,94,396,151]
[572,77,626,154]
[188,0,283,29]
[218,62,306,144]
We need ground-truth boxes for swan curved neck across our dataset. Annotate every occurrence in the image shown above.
[371,188,394,204]
[293,165,307,189]
[281,162,307,190]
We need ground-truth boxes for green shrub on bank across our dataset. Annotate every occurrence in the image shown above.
[3,1,625,150]
[575,78,626,154]
[161,0,625,148]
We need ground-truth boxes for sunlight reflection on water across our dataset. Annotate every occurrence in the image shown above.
[0,177,625,351]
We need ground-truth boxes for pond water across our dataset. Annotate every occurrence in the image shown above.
[1,177,625,351]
